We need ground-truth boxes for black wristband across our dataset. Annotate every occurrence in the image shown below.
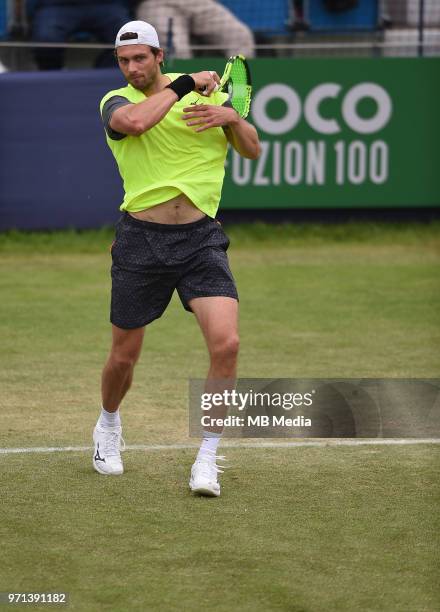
[165,74,195,100]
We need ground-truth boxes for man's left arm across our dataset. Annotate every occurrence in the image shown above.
[182,104,261,160]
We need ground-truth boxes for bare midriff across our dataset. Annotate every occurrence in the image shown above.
[128,192,206,224]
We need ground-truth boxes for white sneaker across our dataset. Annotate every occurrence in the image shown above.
[189,452,226,497]
[93,424,125,476]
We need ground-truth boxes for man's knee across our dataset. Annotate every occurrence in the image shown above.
[109,333,143,371]
[230,23,255,58]
[215,15,255,58]
[109,349,140,372]
[210,334,240,363]
[32,7,71,41]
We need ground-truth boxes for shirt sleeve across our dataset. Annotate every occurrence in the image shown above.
[221,97,236,135]
[101,95,132,141]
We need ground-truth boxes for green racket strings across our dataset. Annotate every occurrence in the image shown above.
[229,59,252,119]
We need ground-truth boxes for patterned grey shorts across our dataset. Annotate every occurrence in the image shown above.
[110,213,238,329]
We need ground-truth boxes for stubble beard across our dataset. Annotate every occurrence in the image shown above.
[129,68,158,93]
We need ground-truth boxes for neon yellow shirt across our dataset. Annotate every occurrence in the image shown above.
[100,74,229,218]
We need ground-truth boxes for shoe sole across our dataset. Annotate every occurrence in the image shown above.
[189,483,220,497]
[93,460,123,476]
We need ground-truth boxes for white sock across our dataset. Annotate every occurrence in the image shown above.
[98,406,121,428]
[197,431,221,461]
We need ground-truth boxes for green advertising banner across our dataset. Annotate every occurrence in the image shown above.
[172,57,440,209]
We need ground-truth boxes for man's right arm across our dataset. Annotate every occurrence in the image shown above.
[110,88,179,137]
[108,71,220,137]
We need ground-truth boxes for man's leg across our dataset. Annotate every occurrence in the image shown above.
[31,5,75,69]
[85,4,130,68]
[93,325,145,476]
[190,0,255,58]
[191,296,239,380]
[101,324,145,411]
[188,296,239,496]
[136,0,193,58]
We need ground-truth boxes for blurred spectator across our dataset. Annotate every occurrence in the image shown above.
[30,0,131,70]
[8,0,28,40]
[291,0,309,31]
[290,0,391,31]
[136,0,255,58]
[323,0,358,11]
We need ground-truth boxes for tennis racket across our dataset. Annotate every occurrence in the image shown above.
[203,55,252,119]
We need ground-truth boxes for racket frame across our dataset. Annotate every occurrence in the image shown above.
[218,54,252,119]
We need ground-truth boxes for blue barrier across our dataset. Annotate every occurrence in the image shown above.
[305,0,379,32]
[0,69,126,230]
[220,0,290,34]
[0,0,7,39]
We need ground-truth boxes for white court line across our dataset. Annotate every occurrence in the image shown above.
[0,439,439,455]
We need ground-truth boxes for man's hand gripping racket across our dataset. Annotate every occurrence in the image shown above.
[196,55,252,119]
[190,70,220,97]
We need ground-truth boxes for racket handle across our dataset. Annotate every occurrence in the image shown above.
[199,71,219,95]
[200,83,219,95]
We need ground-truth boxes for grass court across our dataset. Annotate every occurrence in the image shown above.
[0,222,439,611]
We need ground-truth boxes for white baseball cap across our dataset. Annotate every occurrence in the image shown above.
[115,21,160,49]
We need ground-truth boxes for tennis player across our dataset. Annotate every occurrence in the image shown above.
[93,20,260,496]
